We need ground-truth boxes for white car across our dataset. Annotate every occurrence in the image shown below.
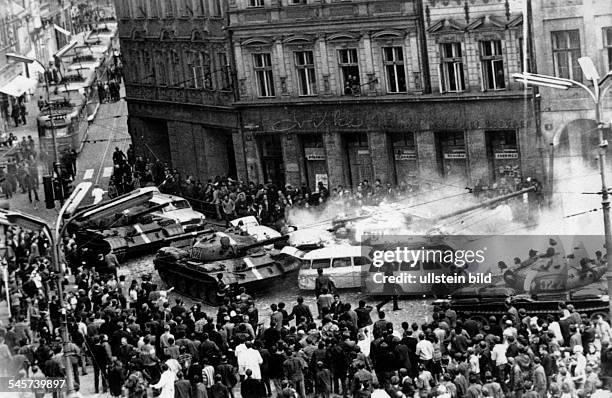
[141,187,206,228]
[229,216,281,241]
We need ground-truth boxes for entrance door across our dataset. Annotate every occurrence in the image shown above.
[486,130,521,190]
[259,135,285,186]
[345,133,373,187]
[302,134,328,190]
[390,132,418,186]
[436,131,467,183]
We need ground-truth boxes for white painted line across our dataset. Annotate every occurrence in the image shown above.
[102,166,113,177]
[83,169,94,180]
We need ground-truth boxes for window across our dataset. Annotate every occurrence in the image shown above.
[480,40,505,90]
[311,259,330,269]
[148,0,159,18]
[290,0,307,4]
[253,53,275,97]
[383,47,406,93]
[133,0,147,18]
[353,257,370,266]
[217,52,230,90]
[440,42,465,92]
[248,0,264,7]
[190,51,212,89]
[155,51,167,85]
[604,28,612,71]
[194,0,207,16]
[552,30,582,82]
[338,49,360,95]
[161,0,175,18]
[332,258,351,268]
[295,51,317,96]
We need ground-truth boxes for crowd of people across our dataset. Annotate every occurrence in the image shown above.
[0,222,612,398]
[0,136,41,206]
[106,148,541,230]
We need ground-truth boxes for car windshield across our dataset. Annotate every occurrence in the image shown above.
[167,200,191,210]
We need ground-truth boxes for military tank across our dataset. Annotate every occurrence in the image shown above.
[153,231,304,305]
[68,188,210,261]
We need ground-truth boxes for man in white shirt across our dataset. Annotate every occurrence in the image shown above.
[490,336,508,385]
[91,185,105,204]
[415,333,434,370]
[237,341,263,380]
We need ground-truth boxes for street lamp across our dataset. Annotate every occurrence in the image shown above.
[514,59,612,320]
[4,211,75,396]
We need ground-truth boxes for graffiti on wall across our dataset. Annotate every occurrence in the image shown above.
[254,108,529,133]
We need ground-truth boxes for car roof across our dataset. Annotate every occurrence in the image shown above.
[303,245,370,260]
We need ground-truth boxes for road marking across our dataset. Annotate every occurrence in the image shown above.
[102,167,113,177]
[83,169,94,180]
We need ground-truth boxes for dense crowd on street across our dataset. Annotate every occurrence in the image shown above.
[0,223,611,398]
[0,135,42,206]
[107,147,542,228]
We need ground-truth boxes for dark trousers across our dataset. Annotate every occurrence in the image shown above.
[27,187,39,202]
[93,363,108,393]
[377,295,399,311]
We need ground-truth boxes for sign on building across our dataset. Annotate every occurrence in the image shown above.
[394,148,417,161]
[304,147,326,161]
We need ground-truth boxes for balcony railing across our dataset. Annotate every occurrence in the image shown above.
[124,83,234,106]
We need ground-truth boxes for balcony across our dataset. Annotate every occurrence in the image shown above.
[124,83,234,106]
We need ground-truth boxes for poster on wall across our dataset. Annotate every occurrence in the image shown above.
[315,173,329,191]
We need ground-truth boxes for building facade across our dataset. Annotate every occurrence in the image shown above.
[0,0,75,133]
[114,0,238,181]
[531,0,612,166]
[115,0,543,191]
[232,0,541,190]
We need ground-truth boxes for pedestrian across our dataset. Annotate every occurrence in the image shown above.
[11,106,19,127]
[25,171,40,208]
[19,102,26,125]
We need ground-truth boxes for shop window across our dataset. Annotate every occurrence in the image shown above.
[440,42,465,92]
[295,51,317,96]
[290,0,307,4]
[383,47,406,93]
[253,53,275,97]
[552,30,582,82]
[480,40,505,90]
[338,49,360,95]
[487,130,521,188]
[249,0,264,7]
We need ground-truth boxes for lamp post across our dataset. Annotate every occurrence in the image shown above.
[514,58,612,320]
[5,211,75,397]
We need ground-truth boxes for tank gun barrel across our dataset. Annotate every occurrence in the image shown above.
[162,228,216,243]
[238,235,289,252]
[436,186,536,221]
[125,202,168,221]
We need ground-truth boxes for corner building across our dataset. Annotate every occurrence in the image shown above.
[231,0,542,190]
[114,0,238,180]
